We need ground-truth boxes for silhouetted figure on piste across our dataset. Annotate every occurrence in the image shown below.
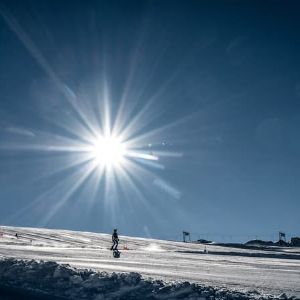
[111,229,119,251]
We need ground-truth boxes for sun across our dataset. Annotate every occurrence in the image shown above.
[90,135,126,167]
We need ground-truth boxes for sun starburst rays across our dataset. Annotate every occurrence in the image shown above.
[0,6,189,230]
[0,27,184,225]
[1,79,184,226]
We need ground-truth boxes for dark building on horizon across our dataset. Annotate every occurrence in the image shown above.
[290,237,300,247]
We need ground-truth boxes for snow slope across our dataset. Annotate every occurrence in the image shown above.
[0,226,299,299]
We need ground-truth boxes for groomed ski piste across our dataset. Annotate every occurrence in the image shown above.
[0,226,299,300]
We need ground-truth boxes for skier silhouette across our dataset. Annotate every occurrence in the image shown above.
[111,229,119,251]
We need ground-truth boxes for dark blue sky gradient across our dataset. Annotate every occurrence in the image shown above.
[0,0,299,241]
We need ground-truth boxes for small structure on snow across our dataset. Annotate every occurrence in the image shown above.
[182,231,191,243]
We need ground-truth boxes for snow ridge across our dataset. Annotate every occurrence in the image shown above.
[0,258,290,300]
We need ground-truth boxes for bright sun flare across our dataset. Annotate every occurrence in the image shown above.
[90,136,126,167]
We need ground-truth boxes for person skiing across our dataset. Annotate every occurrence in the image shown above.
[111,229,119,251]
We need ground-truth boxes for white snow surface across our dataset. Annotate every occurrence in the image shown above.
[0,226,299,299]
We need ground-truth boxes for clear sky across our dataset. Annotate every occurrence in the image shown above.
[0,0,299,242]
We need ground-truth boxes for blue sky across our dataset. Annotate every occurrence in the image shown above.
[0,0,299,242]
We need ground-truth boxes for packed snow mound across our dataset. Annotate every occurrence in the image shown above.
[0,258,286,300]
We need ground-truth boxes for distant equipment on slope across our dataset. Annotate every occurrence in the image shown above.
[278,231,288,246]
[183,231,191,243]
[279,232,286,242]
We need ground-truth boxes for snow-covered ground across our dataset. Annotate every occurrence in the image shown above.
[0,226,299,299]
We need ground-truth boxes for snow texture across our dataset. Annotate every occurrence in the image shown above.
[0,258,293,300]
[0,226,299,299]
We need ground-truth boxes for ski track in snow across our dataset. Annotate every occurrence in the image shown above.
[0,226,299,298]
